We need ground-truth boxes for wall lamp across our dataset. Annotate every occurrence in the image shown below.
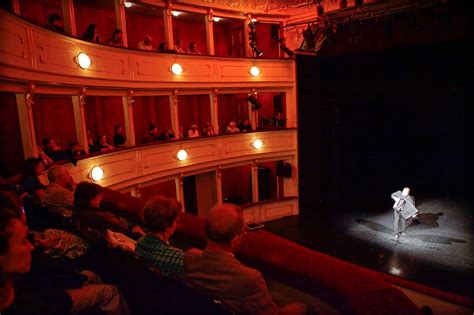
[76,52,91,70]
[249,66,261,77]
[90,166,104,182]
[171,63,183,75]
[171,11,181,17]
[176,149,189,161]
[251,139,264,149]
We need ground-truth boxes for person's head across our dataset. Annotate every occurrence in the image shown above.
[402,187,410,196]
[158,42,168,52]
[142,196,182,235]
[115,125,124,135]
[70,141,82,152]
[144,35,152,45]
[149,124,158,135]
[43,137,56,150]
[229,121,236,128]
[97,134,107,144]
[242,119,249,125]
[175,39,183,47]
[0,194,34,277]
[22,157,44,178]
[205,203,245,250]
[83,24,97,39]
[191,124,197,131]
[112,29,123,40]
[48,13,62,27]
[189,41,197,51]
[74,181,102,211]
[47,165,71,187]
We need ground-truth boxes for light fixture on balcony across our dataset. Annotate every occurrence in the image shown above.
[213,17,221,22]
[171,10,181,17]
[76,52,91,70]
[251,18,257,23]
[90,166,104,182]
[171,63,183,75]
[249,66,260,77]
[251,139,264,149]
[123,1,132,8]
[176,149,189,161]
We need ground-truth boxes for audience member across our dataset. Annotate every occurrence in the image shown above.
[179,126,185,139]
[73,182,144,238]
[113,125,127,147]
[225,121,240,134]
[185,204,310,315]
[108,29,125,47]
[201,122,215,136]
[66,141,85,159]
[187,41,201,55]
[0,193,131,315]
[187,124,200,138]
[82,24,101,43]
[273,111,286,129]
[238,119,252,132]
[44,13,65,34]
[94,134,114,151]
[158,128,175,141]
[19,157,45,200]
[136,196,184,276]
[43,137,66,161]
[137,35,153,51]
[44,165,76,217]
[86,129,94,151]
[143,124,160,143]
[174,39,185,54]
[37,145,53,166]
[158,42,169,53]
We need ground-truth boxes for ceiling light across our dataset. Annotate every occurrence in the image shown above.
[176,149,188,161]
[249,66,260,77]
[123,1,132,8]
[251,18,257,23]
[77,52,91,70]
[213,17,221,22]
[90,166,104,182]
[171,63,183,75]
[171,11,181,17]
[251,139,264,149]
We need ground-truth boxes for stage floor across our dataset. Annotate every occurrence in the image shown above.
[263,196,474,298]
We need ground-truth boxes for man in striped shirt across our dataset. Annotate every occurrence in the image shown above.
[136,196,183,276]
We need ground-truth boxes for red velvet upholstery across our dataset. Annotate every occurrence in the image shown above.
[99,189,422,315]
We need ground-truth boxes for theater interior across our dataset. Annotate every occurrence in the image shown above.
[0,0,472,314]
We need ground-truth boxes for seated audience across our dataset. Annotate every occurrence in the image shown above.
[187,124,200,138]
[37,145,53,166]
[179,126,185,139]
[113,125,127,147]
[19,157,45,200]
[94,134,114,151]
[44,165,76,217]
[43,137,66,161]
[238,119,252,132]
[86,129,94,151]
[73,182,144,238]
[187,41,202,55]
[201,122,215,136]
[82,24,101,43]
[158,42,169,53]
[108,29,125,47]
[143,124,160,143]
[273,111,287,129]
[185,204,310,315]
[136,196,184,276]
[0,193,130,315]
[174,39,185,54]
[137,35,153,51]
[225,121,240,134]
[44,13,65,34]
[158,128,175,141]
[66,141,85,160]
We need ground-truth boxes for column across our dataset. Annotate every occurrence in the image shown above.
[11,0,20,15]
[114,0,128,47]
[251,162,259,202]
[122,90,136,146]
[210,90,218,134]
[163,4,174,49]
[205,9,215,55]
[216,167,223,206]
[176,176,185,211]
[16,84,38,158]
[169,91,180,138]
[285,88,296,128]
[71,87,89,154]
[248,90,258,131]
[61,0,77,36]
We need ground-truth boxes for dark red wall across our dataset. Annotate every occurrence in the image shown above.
[133,96,172,143]
[178,95,211,134]
[85,96,125,144]
[126,10,165,49]
[255,23,279,58]
[221,165,252,205]
[140,180,177,201]
[0,92,24,177]
[214,20,245,57]
[217,94,249,133]
[75,1,116,43]
[19,0,62,27]
[173,14,207,54]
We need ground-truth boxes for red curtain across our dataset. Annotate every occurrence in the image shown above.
[172,13,207,54]
[126,9,165,50]
[19,0,62,27]
[217,94,249,133]
[75,0,116,43]
[255,23,279,58]
[133,96,171,144]
[221,165,253,205]
[178,95,211,135]
[84,96,125,144]
[214,19,244,57]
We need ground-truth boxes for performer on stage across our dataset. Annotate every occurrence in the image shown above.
[391,187,418,240]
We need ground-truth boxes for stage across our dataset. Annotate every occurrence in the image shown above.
[264,195,474,298]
